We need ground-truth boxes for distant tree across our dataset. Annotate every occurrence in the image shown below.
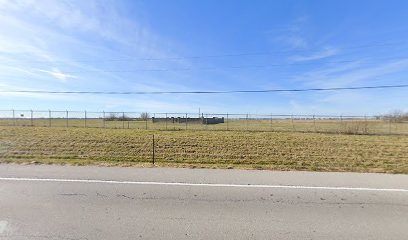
[140,112,150,120]
[383,110,408,123]
[118,113,130,121]
[105,113,118,121]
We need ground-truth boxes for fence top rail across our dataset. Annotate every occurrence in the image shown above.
[0,109,383,118]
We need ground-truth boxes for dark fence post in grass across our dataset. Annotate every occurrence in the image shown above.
[122,112,125,129]
[165,113,168,130]
[145,115,148,130]
[270,113,273,131]
[313,114,316,132]
[388,118,392,134]
[291,114,295,131]
[185,113,188,130]
[66,110,69,127]
[226,113,229,131]
[12,109,15,126]
[84,111,87,128]
[30,110,33,127]
[153,113,156,130]
[103,111,105,128]
[48,110,51,127]
[152,134,155,165]
[364,114,368,134]
[246,113,249,131]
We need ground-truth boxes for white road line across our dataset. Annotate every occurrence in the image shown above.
[0,177,407,192]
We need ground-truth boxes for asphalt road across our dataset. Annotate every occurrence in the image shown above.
[0,164,407,240]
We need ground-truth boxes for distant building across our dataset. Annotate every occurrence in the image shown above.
[152,116,224,124]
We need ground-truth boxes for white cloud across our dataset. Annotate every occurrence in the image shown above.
[0,0,196,103]
[38,68,76,82]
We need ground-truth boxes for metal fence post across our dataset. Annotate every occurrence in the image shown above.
[185,113,188,130]
[270,113,273,131]
[12,109,15,126]
[122,112,125,129]
[103,111,105,128]
[145,114,148,130]
[66,110,69,127]
[226,113,229,131]
[246,114,249,131]
[291,114,295,131]
[30,110,33,126]
[313,114,316,132]
[49,110,51,127]
[364,114,368,134]
[84,111,87,128]
[389,118,392,134]
[152,134,155,165]
[165,113,168,130]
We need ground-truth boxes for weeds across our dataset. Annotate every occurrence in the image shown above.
[0,126,407,173]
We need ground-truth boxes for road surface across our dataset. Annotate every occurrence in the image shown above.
[0,164,407,239]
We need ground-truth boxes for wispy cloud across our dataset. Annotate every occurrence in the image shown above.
[296,58,408,88]
[290,48,338,62]
[273,16,310,49]
[38,68,76,82]
[284,36,308,49]
[287,58,408,114]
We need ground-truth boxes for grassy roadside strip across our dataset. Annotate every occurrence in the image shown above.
[0,126,407,173]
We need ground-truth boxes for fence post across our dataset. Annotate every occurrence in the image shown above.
[270,113,273,131]
[165,113,168,130]
[66,110,69,127]
[103,111,105,128]
[226,113,229,131]
[388,118,392,134]
[145,114,148,130]
[152,134,155,165]
[246,114,249,131]
[84,111,87,128]
[291,114,295,131]
[364,114,368,134]
[122,112,125,129]
[185,113,188,130]
[12,109,15,126]
[30,110,33,126]
[313,114,316,132]
[49,110,51,127]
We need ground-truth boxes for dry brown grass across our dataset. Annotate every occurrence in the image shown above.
[0,126,407,173]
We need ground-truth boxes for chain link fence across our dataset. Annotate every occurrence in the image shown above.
[0,109,407,135]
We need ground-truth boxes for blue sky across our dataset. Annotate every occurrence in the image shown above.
[0,0,408,115]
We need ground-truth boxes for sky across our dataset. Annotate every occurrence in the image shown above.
[0,0,408,115]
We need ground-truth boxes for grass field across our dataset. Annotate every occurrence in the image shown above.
[1,118,408,135]
[1,126,407,173]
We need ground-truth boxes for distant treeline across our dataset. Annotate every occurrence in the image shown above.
[382,110,408,123]
[105,112,150,121]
